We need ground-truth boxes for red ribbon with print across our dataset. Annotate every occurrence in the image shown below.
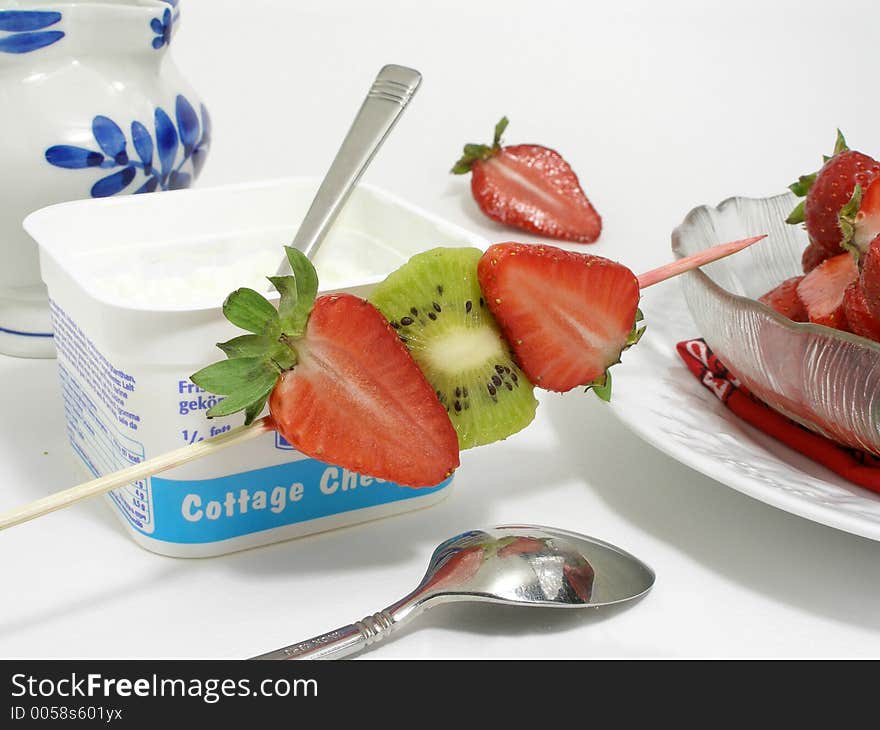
[677,338,880,493]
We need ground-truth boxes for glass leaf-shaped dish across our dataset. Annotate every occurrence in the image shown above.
[672,192,880,455]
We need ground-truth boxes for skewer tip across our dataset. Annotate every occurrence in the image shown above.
[637,234,767,289]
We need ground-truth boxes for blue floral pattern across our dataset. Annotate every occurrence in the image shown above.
[45,95,210,198]
[0,10,64,54]
[150,0,179,49]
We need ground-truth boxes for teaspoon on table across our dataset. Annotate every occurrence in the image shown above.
[251,524,655,660]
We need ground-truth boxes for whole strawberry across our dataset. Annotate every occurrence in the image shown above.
[787,130,880,256]
[451,118,602,243]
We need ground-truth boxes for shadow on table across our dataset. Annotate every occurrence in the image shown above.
[220,439,571,581]
[541,391,880,633]
[386,599,646,657]
[0,427,571,647]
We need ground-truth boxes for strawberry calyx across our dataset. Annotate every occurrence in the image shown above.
[190,246,318,425]
[584,308,646,402]
[450,116,509,174]
[838,184,864,257]
[785,129,849,225]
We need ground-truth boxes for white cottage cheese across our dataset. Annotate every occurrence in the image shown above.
[87,225,407,309]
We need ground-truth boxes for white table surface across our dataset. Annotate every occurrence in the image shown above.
[2,0,880,659]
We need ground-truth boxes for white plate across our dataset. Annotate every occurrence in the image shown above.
[610,278,880,542]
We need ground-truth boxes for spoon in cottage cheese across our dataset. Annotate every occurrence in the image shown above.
[276,63,422,272]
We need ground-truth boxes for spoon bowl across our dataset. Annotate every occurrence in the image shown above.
[252,525,654,660]
[405,525,654,611]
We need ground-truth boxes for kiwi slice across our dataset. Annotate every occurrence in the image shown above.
[369,247,537,449]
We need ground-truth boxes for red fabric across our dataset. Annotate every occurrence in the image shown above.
[677,338,880,493]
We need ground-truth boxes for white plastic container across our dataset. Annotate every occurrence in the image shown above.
[25,178,487,557]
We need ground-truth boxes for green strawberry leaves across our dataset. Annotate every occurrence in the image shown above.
[193,358,279,416]
[586,370,613,402]
[785,200,806,225]
[839,183,864,256]
[190,246,319,424]
[267,245,317,335]
[833,128,849,156]
[584,309,645,402]
[222,287,279,334]
[216,334,273,359]
[492,116,509,147]
[451,116,508,174]
[628,308,646,348]
[786,130,850,225]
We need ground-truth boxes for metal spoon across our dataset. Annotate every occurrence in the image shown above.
[251,525,655,660]
[276,63,422,273]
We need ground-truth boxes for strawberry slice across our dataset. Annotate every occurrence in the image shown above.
[843,281,880,342]
[758,276,807,321]
[795,252,857,329]
[477,242,641,394]
[192,247,459,488]
[452,118,601,244]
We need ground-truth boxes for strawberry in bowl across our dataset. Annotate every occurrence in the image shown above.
[758,131,880,345]
[677,179,880,456]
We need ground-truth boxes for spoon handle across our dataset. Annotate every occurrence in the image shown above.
[278,64,422,272]
[251,610,398,660]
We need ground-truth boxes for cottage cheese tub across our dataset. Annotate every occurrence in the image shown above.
[25,178,487,557]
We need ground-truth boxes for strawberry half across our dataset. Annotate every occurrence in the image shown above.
[452,118,601,244]
[787,130,880,256]
[477,242,642,395]
[795,252,857,329]
[191,247,459,488]
[758,276,807,321]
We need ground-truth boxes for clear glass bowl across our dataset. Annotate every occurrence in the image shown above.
[672,192,880,455]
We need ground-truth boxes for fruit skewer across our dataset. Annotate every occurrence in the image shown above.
[0,234,764,532]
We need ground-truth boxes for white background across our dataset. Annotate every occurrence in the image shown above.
[2,0,880,658]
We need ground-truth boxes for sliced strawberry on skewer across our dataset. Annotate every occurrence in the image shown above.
[795,252,857,328]
[787,130,880,256]
[0,235,767,532]
[758,276,807,321]
[478,243,639,394]
[192,247,459,488]
[843,281,880,342]
[452,117,602,243]
[478,235,765,396]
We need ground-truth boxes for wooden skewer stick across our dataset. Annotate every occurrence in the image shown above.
[0,417,273,531]
[0,234,767,533]
[637,234,766,289]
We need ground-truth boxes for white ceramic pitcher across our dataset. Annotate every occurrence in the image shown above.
[0,0,208,357]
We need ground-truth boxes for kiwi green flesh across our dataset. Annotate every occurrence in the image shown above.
[369,247,538,450]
